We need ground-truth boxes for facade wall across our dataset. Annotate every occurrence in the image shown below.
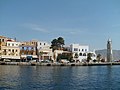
[37,41,50,50]
[1,46,20,59]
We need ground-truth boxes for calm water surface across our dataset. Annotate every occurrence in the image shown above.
[0,65,120,90]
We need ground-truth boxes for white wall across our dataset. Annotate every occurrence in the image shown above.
[70,44,89,53]
[37,41,50,50]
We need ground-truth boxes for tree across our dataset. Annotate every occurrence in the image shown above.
[51,39,58,52]
[57,53,73,62]
[58,37,65,48]
[87,53,92,63]
[51,37,65,52]
[97,54,101,63]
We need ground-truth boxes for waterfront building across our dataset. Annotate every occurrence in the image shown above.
[1,41,20,61]
[37,41,53,60]
[0,36,15,53]
[69,44,96,62]
[0,36,19,61]
[19,43,37,61]
[107,39,113,62]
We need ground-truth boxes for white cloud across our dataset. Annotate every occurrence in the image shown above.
[23,23,49,33]
[52,28,88,35]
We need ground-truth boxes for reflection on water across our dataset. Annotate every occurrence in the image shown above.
[0,65,120,90]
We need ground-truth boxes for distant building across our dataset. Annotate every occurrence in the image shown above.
[107,39,113,62]
[69,44,96,62]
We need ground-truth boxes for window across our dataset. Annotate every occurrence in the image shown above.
[74,48,78,51]
[9,49,11,51]
[83,53,86,56]
[12,49,14,53]
[79,53,82,56]
[8,43,10,46]
[40,43,41,45]
[12,44,14,46]
[79,49,80,51]
[82,49,84,51]
[2,39,4,42]
[85,49,87,52]
[16,50,17,52]
[44,43,45,45]
[4,49,6,52]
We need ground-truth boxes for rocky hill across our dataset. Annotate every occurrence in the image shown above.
[95,49,120,60]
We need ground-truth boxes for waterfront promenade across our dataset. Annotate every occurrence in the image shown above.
[1,61,120,66]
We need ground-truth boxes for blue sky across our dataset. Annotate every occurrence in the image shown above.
[0,0,120,50]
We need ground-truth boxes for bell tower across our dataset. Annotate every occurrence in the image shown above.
[107,39,113,62]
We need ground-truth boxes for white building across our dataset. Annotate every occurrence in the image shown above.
[37,41,53,60]
[69,44,96,62]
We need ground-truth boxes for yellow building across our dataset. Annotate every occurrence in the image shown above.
[1,41,20,60]
[0,36,20,61]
